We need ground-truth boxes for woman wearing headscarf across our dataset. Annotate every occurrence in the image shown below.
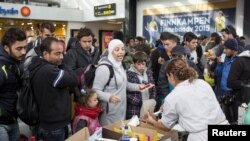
[92,39,144,125]
[146,59,228,141]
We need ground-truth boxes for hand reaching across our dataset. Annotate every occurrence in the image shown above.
[139,83,155,92]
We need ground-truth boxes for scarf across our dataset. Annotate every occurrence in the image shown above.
[107,39,124,69]
[75,103,101,119]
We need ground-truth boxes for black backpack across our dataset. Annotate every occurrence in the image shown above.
[17,65,43,126]
[83,64,114,89]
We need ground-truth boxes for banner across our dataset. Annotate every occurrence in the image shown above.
[143,1,236,47]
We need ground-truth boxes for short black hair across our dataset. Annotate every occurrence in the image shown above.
[113,31,124,41]
[1,28,26,47]
[240,36,245,40]
[40,37,58,54]
[126,37,134,45]
[77,27,94,40]
[135,44,151,56]
[160,32,178,42]
[221,25,237,38]
[183,32,197,42]
[132,51,147,63]
[210,32,222,45]
[135,36,144,42]
[198,35,208,40]
[40,22,55,33]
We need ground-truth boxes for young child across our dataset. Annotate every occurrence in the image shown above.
[72,89,101,135]
[126,51,156,119]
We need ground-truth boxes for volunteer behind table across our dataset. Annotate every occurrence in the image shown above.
[146,59,228,141]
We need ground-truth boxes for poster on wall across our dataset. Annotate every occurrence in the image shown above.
[143,0,236,47]
[99,30,113,53]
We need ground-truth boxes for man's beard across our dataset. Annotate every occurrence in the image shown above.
[10,49,25,61]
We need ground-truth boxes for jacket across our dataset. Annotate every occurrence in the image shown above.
[150,45,170,85]
[126,65,156,119]
[228,50,250,103]
[29,57,78,130]
[63,42,100,71]
[158,59,203,100]
[92,57,138,125]
[215,56,235,92]
[0,46,22,124]
[72,104,101,135]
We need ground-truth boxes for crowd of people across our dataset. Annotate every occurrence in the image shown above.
[0,21,249,141]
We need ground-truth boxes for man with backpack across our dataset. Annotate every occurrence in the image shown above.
[0,28,27,141]
[29,37,78,141]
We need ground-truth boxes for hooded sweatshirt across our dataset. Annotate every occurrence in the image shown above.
[29,57,78,130]
[0,45,22,124]
[228,50,250,90]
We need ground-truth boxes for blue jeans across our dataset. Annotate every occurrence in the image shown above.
[0,123,20,141]
[38,127,66,141]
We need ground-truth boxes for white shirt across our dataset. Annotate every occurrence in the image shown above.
[161,79,228,141]
[190,50,198,64]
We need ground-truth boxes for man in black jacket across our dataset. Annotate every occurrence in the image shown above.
[228,50,250,104]
[63,27,100,71]
[0,28,27,141]
[157,45,203,111]
[24,22,55,72]
[29,37,78,141]
[150,32,178,85]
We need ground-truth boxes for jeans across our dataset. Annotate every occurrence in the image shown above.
[38,127,66,141]
[0,123,20,141]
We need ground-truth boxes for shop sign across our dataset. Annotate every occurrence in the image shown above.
[0,6,18,15]
[94,3,116,17]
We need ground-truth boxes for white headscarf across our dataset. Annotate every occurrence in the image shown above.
[107,39,124,68]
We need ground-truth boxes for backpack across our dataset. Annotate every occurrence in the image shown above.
[17,64,43,126]
[83,64,114,89]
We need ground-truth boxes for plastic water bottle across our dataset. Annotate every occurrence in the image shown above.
[121,125,130,141]
[244,103,250,124]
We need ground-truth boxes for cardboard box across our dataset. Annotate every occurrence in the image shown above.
[65,127,90,141]
[66,127,106,141]
[102,120,179,141]
[139,121,179,141]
